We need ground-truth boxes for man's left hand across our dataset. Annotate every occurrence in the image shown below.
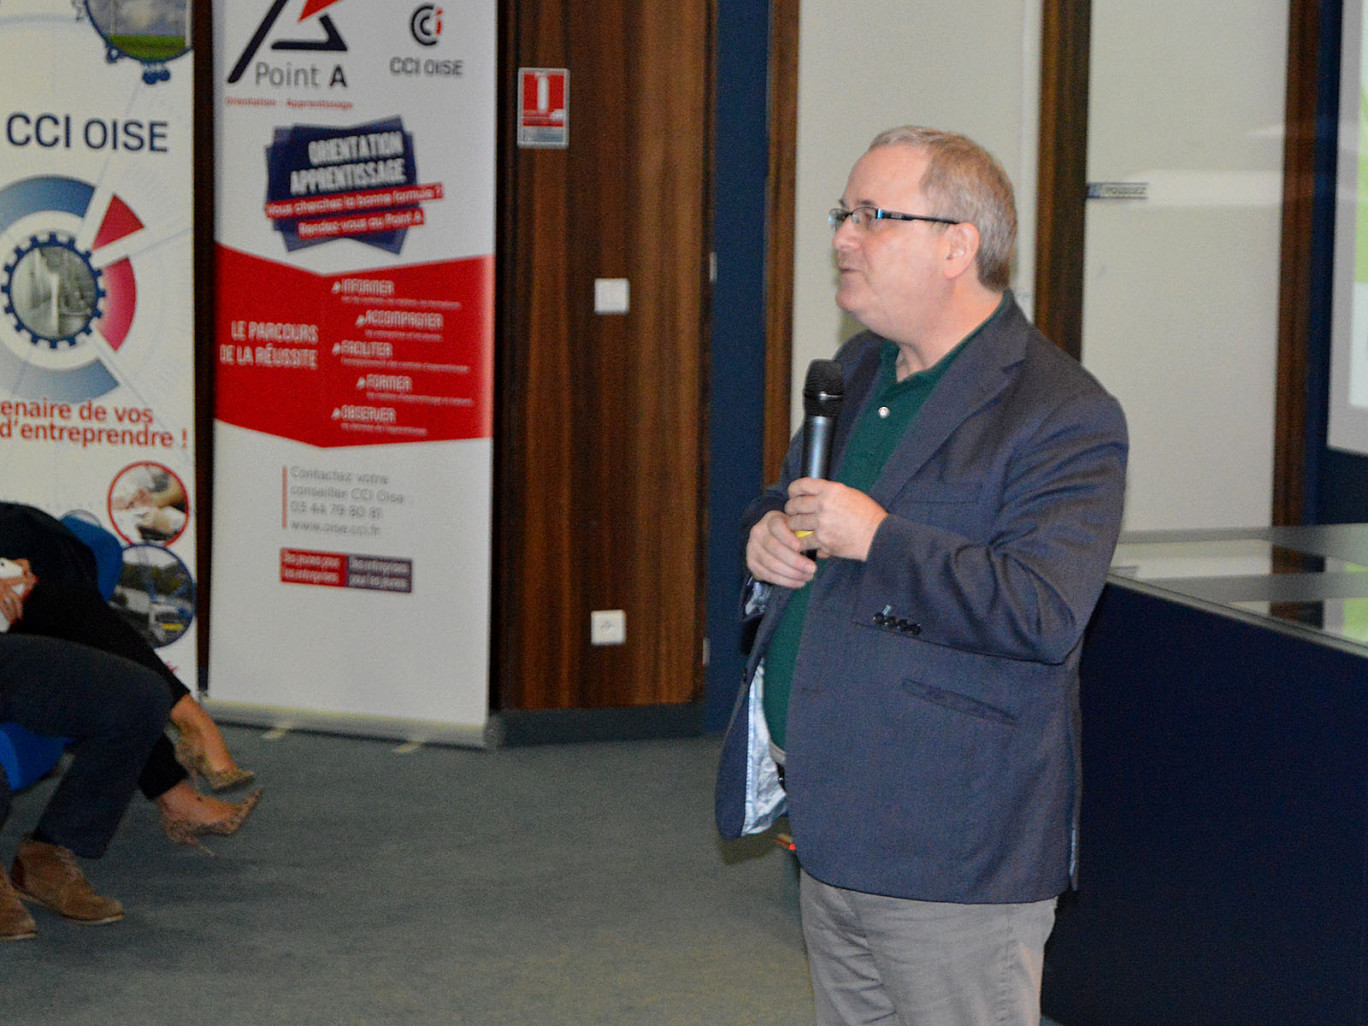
[784,478,887,562]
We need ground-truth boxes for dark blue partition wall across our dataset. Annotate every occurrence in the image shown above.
[704,0,771,731]
[1043,582,1368,1024]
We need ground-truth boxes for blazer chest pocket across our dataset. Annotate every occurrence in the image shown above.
[900,481,983,505]
[892,481,987,534]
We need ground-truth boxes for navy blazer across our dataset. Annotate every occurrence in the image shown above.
[716,296,1128,904]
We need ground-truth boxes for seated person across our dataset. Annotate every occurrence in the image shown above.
[0,630,171,939]
[0,503,260,849]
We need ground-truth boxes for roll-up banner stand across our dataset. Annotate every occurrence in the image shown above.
[0,0,198,687]
[210,0,495,744]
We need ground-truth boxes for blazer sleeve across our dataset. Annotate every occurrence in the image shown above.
[857,385,1128,665]
[741,436,800,537]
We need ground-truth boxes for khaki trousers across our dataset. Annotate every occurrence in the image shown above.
[799,868,1057,1026]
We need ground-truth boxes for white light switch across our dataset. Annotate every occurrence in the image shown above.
[590,609,626,645]
[594,278,630,314]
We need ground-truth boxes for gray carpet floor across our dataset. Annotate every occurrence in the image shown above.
[0,727,1072,1025]
[0,728,817,1025]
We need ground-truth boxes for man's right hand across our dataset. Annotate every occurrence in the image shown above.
[746,509,818,590]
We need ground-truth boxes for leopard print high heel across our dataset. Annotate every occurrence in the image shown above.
[175,740,257,793]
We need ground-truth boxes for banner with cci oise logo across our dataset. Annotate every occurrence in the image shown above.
[211,0,495,741]
[0,0,198,686]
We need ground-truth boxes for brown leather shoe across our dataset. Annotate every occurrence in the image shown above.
[0,864,37,940]
[11,839,123,925]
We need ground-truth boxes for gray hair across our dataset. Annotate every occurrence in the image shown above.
[868,126,1017,291]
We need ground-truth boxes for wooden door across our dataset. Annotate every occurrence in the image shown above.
[495,0,712,710]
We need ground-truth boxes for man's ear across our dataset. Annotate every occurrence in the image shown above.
[941,221,981,281]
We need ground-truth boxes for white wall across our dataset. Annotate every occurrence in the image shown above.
[1082,3,1288,530]
[792,2,1288,532]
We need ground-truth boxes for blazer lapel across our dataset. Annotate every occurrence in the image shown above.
[866,299,1028,507]
[830,336,883,473]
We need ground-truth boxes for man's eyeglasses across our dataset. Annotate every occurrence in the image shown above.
[829,205,962,231]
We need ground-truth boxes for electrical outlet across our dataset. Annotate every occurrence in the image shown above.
[590,609,626,645]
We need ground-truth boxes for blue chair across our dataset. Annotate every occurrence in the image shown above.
[0,515,123,792]
[0,723,65,792]
[59,513,123,602]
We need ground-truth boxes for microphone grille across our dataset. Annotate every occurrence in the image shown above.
[803,359,844,416]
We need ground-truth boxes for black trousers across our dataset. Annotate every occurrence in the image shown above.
[0,635,169,858]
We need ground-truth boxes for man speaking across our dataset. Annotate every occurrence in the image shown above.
[717,126,1128,1026]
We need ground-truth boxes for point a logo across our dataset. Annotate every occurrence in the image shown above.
[227,0,349,85]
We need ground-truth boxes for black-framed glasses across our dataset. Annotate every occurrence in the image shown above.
[829,205,961,231]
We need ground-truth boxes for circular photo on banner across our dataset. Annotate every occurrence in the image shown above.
[109,461,189,546]
[83,0,191,83]
[4,233,103,347]
[109,543,195,649]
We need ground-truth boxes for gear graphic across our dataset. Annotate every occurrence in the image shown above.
[1,232,106,350]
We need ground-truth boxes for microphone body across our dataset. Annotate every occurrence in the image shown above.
[801,413,837,480]
[796,359,845,548]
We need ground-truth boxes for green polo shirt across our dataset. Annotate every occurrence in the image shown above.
[761,327,980,752]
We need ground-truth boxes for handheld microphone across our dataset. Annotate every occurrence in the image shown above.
[800,358,844,480]
[796,359,844,546]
